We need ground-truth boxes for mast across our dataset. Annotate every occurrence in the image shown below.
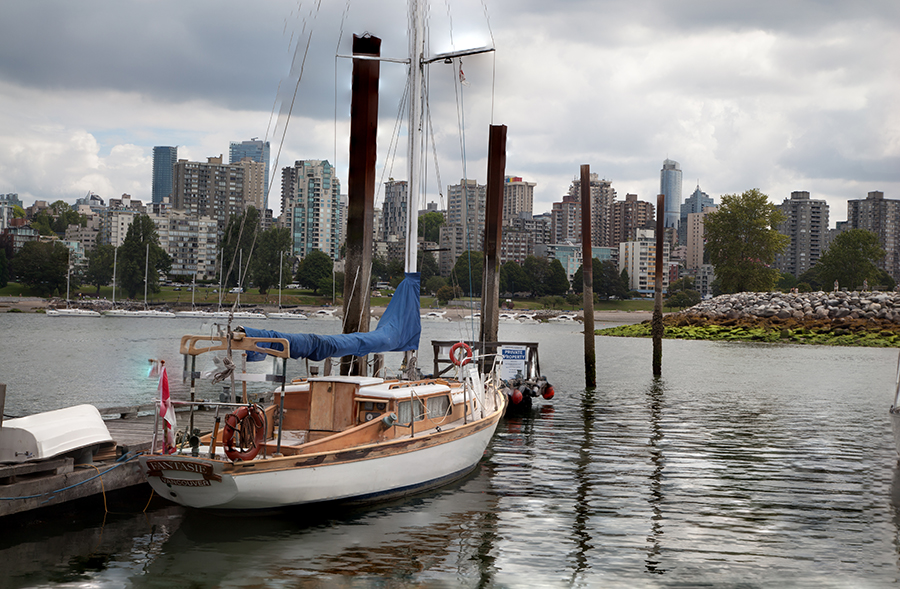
[278,250,283,310]
[111,246,117,306]
[143,243,149,308]
[405,0,425,273]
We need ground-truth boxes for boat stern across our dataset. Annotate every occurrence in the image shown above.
[140,455,238,508]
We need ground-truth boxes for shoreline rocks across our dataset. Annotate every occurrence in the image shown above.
[667,290,900,333]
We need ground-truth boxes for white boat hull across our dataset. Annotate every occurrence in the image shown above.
[0,404,112,463]
[891,408,900,458]
[140,410,501,510]
[47,308,100,317]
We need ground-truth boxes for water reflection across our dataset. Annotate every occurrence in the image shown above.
[570,386,596,582]
[645,377,666,575]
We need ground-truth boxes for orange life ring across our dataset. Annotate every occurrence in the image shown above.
[222,404,266,462]
[449,342,473,366]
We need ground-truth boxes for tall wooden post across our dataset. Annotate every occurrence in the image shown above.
[480,125,506,371]
[342,34,380,376]
[580,165,596,388]
[652,193,665,376]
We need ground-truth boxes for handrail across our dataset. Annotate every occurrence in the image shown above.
[180,334,291,359]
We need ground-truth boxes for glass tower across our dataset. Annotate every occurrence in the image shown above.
[660,159,683,229]
[152,146,177,204]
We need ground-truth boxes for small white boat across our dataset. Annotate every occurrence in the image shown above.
[421,311,449,321]
[548,313,580,322]
[130,309,176,318]
[267,311,308,320]
[498,312,519,323]
[175,310,224,318]
[1,405,113,464]
[310,309,339,320]
[47,308,101,317]
[231,310,267,320]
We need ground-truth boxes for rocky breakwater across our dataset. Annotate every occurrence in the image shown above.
[668,290,900,334]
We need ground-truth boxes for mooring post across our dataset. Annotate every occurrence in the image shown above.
[342,34,380,376]
[580,164,596,388]
[480,125,506,372]
[652,193,665,376]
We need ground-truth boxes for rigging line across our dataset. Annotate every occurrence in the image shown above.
[425,86,444,209]
[333,0,353,176]
[452,57,476,341]
[376,77,411,208]
[269,6,322,226]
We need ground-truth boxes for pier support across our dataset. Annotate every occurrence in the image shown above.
[342,34,380,376]
[580,165,596,389]
[480,125,506,372]
[652,193,665,376]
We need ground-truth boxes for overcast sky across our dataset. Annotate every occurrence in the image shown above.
[1,0,897,227]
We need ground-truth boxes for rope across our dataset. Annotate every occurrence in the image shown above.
[0,451,144,503]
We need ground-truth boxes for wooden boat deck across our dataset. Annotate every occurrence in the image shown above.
[0,405,219,518]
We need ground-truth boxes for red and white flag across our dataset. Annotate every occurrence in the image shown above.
[158,363,176,454]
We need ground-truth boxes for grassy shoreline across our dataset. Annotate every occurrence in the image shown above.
[597,318,900,347]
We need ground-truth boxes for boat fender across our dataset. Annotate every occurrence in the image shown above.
[541,384,555,400]
[511,389,524,405]
[222,404,266,462]
[449,342,473,366]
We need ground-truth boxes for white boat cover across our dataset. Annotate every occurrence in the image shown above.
[0,404,113,463]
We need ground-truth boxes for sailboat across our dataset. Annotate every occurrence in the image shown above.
[103,245,133,316]
[139,4,507,510]
[267,251,308,320]
[175,273,221,318]
[47,248,100,317]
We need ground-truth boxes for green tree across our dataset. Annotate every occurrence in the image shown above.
[12,241,69,296]
[499,260,529,295]
[84,244,116,295]
[418,211,444,243]
[118,215,171,299]
[815,229,885,291]
[219,207,260,288]
[669,276,696,292]
[452,251,483,297]
[596,260,627,299]
[703,189,789,293]
[522,255,550,297]
[546,259,570,296]
[12,204,25,219]
[620,268,629,291]
[0,248,8,288]
[425,275,446,295]
[30,211,56,236]
[797,265,822,291]
[296,249,333,294]
[776,271,798,292]
[436,284,457,305]
[418,250,439,285]
[665,289,701,309]
[249,227,291,295]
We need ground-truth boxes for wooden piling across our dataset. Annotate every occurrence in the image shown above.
[580,165,596,389]
[342,34,380,376]
[480,125,506,371]
[652,193,665,376]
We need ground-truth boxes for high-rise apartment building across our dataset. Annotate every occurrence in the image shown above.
[685,207,717,271]
[565,173,616,248]
[502,176,535,225]
[775,191,829,278]
[609,194,654,249]
[173,156,262,235]
[150,209,219,280]
[678,184,715,245]
[619,229,670,293]
[846,191,900,282]
[152,146,177,204]
[439,179,486,276]
[381,180,409,252]
[551,195,581,244]
[281,160,342,260]
[229,139,271,208]
[660,159,683,231]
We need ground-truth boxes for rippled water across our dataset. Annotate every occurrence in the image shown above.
[1,314,899,587]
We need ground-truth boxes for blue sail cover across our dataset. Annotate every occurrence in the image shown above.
[242,272,422,362]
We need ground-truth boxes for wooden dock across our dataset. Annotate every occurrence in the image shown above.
[0,404,218,518]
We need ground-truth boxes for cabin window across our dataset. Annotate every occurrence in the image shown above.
[397,399,425,424]
[427,395,450,419]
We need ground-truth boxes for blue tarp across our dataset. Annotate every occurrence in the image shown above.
[242,272,422,362]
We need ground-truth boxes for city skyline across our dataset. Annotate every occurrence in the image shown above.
[0,1,896,226]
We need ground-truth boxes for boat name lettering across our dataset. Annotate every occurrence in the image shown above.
[146,460,222,483]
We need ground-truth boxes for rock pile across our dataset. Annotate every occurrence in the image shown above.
[675,290,900,323]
